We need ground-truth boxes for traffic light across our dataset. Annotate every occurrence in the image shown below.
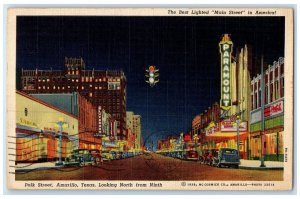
[145,65,159,87]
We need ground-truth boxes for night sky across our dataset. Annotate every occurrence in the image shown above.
[16,16,284,149]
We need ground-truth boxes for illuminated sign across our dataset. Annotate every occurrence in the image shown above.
[19,118,38,128]
[205,122,221,136]
[264,100,284,117]
[219,34,233,110]
[221,121,248,132]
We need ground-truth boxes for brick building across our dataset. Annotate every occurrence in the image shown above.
[21,57,127,139]
[249,57,284,161]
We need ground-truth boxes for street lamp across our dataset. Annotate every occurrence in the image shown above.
[236,115,240,158]
[55,117,68,166]
[260,55,266,167]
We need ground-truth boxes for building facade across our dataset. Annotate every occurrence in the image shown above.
[30,92,101,150]
[197,35,252,159]
[16,91,78,162]
[20,57,127,139]
[249,57,284,161]
[126,112,142,151]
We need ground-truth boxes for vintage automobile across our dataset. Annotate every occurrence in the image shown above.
[101,150,114,161]
[199,149,210,164]
[89,149,102,165]
[212,148,240,168]
[207,149,219,166]
[64,149,96,166]
[185,150,199,161]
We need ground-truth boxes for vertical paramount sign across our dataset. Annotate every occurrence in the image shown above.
[219,34,233,110]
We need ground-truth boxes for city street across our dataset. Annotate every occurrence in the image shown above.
[16,153,283,181]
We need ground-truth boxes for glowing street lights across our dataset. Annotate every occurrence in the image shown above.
[55,117,68,166]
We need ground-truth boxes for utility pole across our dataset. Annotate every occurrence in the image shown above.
[260,55,266,167]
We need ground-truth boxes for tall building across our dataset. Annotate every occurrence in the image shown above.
[249,57,284,161]
[133,115,142,150]
[198,35,252,159]
[126,112,142,151]
[20,57,127,139]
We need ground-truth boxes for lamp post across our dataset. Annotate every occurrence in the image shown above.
[55,117,68,166]
[260,55,266,167]
[236,115,240,158]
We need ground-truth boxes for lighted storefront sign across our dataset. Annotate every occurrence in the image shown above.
[19,118,38,128]
[250,99,284,124]
[264,100,283,117]
[205,123,221,136]
[219,34,233,110]
[250,109,262,124]
[221,121,247,132]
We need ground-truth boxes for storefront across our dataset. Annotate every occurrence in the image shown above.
[200,121,249,159]
[16,91,78,162]
[250,99,284,161]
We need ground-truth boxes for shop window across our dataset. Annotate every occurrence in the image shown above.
[24,108,28,116]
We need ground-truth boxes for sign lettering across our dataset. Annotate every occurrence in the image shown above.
[219,35,233,110]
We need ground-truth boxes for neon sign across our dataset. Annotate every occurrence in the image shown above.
[219,34,233,110]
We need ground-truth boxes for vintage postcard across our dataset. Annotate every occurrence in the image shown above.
[6,8,293,190]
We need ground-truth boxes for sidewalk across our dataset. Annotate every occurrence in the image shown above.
[239,159,284,170]
[14,162,62,172]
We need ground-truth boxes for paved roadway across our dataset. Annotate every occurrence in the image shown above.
[16,153,283,181]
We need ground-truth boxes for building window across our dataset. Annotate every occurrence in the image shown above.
[275,80,279,100]
[270,83,274,102]
[265,86,268,104]
[280,77,284,97]
[24,108,28,116]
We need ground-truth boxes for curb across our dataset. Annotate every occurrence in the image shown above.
[15,166,64,173]
[239,166,284,170]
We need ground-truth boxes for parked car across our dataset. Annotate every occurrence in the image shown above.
[199,149,210,164]
[89,149,102,165]
[186,150,199,161]
[64,149,94,166]
[207,149,219,166]
[101,150,114,161]
[212,148,240,168]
